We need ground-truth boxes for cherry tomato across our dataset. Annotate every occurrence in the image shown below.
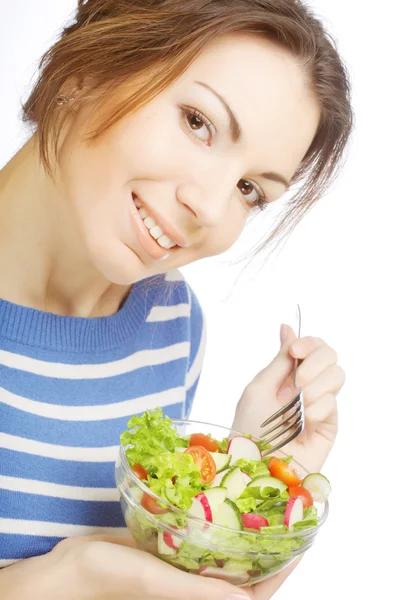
[184,446,216,483]
[189,433,221,453]
[131,463,148,480]
[268,457,303,487]
[288,485,313,508]
[141,493,169,514]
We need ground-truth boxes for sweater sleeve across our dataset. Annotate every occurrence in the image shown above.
[184,285,206,418]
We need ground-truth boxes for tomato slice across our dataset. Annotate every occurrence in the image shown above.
[288,485,313,508]
[131,463,148,480]
[141,493,169,514]
[184,446,216,483]
[268,457,303,487]
[189,433,221,453]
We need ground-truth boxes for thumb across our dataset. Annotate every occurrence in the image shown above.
[252,324,297,395]
[134,549,251,600]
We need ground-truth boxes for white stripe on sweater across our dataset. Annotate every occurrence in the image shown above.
[147,304,190,322]
[0,342,189,379]
[0,559,21,567]
[0,518,129,538]
[0,386,186,421]
[0,433,119,462]
[0,476,120,502]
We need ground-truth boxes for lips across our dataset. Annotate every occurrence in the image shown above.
[134,200,177,250]
[132,193,189,248]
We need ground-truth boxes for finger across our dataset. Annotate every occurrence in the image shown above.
[302,364,345,407]
[250,555,304,600]
[84,534,139,548]
[304,393,338,426]
[290,336,331,360]
[295,344,339,389]
[251,324,297,394]
[132,549,251,600]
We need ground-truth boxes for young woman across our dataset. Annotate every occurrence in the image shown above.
[0,1,352,598]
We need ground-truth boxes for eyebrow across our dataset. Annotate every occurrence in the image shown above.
[261,171,290,190]
[195,80,291,191]
[195,81,242,142]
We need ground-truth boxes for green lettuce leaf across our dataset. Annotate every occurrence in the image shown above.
[291,518,318,531]
[146,452,204,510]
[232,458,270,478]
[121,408,181,468]
[220,437,230,453]
[304,505,318,519]
[236,497,257,513]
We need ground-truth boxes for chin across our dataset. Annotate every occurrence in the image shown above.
[89,243,148,286]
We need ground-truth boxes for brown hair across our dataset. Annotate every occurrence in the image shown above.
[22,0,353,253]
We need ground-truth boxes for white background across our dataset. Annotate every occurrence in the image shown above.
[1,1,399,598]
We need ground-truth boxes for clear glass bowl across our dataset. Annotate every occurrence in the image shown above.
[115,419,329,587]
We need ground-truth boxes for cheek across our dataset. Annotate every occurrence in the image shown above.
[202,207,248,257]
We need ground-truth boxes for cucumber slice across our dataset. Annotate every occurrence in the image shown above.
[224,559,254,572]
[210,452,231,473]
[203,487,227,517]
[213,498,243,530]
[210,468,230,487]
[302,473,331,502]
[221,467,247,501]
[248,475,287,493]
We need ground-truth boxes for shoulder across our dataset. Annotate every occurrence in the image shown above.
[141,269,203,319]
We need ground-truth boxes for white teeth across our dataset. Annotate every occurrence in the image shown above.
[136,203,177,249]
[150,225,163,240]
[158,235,175,249]
[144,217,156,229]
[133,198,142,208]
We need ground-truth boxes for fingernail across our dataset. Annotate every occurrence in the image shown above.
[291,341,302,357]
[280,323,288,346]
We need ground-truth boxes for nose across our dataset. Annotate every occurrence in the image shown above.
[176,181,232,227]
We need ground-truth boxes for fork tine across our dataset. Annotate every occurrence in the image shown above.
[261,421,304,457]
[260,393,300,428]
[259,412,303,444]
[259,401,302,439]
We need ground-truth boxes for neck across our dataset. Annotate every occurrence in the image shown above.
[0,134,130,317]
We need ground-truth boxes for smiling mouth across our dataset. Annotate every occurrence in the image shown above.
[132,193,190,253]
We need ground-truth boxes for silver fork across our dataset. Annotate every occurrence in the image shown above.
[259,304,304,455]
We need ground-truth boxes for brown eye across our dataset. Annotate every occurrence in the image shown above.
[237,179,267,210]
[182,107,215,145]
[188,114,203,130]
[238,180,254,196]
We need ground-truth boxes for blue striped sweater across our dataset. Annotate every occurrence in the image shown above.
[0,270,205,567]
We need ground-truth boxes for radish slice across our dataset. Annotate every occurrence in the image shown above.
[248,569,262,577]
[162,526,188,550]
[241,513,269,530]
[188,495,213,522]
[227,436,261,463]
[157,531,176,555]
[200,566,250,586]
[284,497,304,528]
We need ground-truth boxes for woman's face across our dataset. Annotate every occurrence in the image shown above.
[57,33,320,285]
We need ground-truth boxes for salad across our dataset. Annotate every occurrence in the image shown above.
[117,409,331,585]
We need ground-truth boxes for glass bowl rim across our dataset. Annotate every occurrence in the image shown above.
[116,418,329,539]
